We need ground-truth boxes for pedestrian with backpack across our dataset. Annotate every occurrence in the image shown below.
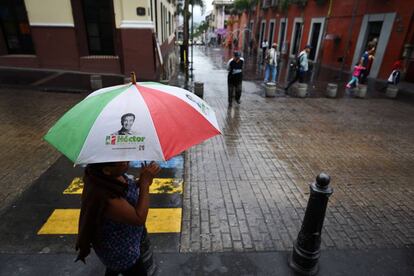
[264,43,280,83]
[284,44,312,92]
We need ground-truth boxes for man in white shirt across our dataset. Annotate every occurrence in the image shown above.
[285,44,312,92]
[264,43,279,83]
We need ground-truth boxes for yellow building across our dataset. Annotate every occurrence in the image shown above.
[0,0,177,80]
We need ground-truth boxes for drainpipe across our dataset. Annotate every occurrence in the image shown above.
[314,0,333,81]
[339,0,360,80]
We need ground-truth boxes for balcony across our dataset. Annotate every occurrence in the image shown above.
[212,0,234,6]
[262,0,272,8]
[262,0,280,8]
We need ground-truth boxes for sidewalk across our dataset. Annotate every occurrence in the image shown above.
[205,47,414,100]
[0,66,124,93]
[1,248,413,275]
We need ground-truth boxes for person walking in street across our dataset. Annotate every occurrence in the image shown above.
[346,62,365,89]
[76,161,161,275]
[284,44,311,92]
[261,39,269,64]
[264,43,279,83]
[227,51,244,107]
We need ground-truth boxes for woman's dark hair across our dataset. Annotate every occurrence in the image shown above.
[87,162,118,172]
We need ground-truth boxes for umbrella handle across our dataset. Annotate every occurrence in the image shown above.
[130,72,136,84]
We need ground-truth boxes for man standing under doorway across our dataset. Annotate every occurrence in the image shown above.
[261,39,269,64]
[284,44,312,92]
[227,51,244,107]
[264,43,279,83]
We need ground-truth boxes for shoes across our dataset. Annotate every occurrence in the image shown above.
[236,99,241,104]
[346,84,351,89]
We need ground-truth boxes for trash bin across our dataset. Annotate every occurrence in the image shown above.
[356,84,367,98]
[265,82,276,97]
[295,83,308,98]
[386,85,398,99]
[194,82,204,98]
[90,75,102,90]
[326,83,338,98]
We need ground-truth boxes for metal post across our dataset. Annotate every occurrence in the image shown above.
[190,3,194,73]
[339,0,360,80]
[289,173,333,276]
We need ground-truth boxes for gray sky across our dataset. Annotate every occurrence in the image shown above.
[192,0,213,24]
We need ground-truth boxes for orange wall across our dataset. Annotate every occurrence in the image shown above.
[228,0,414,79]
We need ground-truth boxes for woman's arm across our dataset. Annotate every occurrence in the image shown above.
[105,162,161,225]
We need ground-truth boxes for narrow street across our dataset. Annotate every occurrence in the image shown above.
[180,46,414,252]
[0,46,413,275]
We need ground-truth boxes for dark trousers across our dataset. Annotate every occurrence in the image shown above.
[285,70,306,90]
[105,258,147,276]
[360,69,368,84]
[228,81,242,104]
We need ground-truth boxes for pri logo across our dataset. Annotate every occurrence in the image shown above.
[105,135,117,145]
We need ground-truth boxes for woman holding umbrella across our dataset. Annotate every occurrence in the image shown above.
[76,161,161,275]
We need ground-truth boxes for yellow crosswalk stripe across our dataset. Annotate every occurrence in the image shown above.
[63,177,183,195]
[38,208,182,235]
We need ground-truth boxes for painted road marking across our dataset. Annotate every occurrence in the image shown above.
[38,208,182,235]
[63,177,183,195]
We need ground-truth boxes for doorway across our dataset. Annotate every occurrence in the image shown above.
[352,13,396,78]
[290,18,303,57]
[82,0,115,55]
[0,0,34,54]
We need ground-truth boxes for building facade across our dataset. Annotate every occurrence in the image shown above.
[0,0,177,80]
[227,0,414,81]
[206,0,232,45]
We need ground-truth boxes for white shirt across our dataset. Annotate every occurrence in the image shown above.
[298,50,309,72]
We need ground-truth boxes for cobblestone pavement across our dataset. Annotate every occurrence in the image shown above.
[0,89,84,214]
[179,47,414,252]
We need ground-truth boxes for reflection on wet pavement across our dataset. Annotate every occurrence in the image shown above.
[178,46,414,253]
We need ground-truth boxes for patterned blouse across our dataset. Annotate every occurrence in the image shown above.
[94,174,144,271]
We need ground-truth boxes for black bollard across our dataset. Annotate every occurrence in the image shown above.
[289,173,333,275]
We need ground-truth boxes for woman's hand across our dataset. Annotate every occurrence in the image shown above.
[139,161,161,189]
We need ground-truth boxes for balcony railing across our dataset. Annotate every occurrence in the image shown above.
[263,0,280,8]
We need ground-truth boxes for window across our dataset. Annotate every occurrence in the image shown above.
[278,19,287,53]
[161,4,164,41]
[259,21,266,46]
[268,20,275,44]
[0,0,34,54]
[290,20,303,56]
[154,0,158,35]
[308,23,321,60]
[82,0,115,55]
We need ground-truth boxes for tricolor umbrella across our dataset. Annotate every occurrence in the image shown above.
[44,82,221,165]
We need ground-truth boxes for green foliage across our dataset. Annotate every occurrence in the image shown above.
[193,20,209,37]
[279,0,290,11]
[233,0,257,12]
[315,0,326,6]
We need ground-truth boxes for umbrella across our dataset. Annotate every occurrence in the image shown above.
[44,81,221,165]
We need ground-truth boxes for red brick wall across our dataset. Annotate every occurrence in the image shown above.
[234,0,414,80]
[120,28,156,81]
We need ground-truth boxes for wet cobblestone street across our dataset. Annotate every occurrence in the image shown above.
[179,46,414,252]
[0,89,84,214]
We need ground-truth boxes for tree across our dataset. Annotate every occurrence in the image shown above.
[183,0,204,67]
